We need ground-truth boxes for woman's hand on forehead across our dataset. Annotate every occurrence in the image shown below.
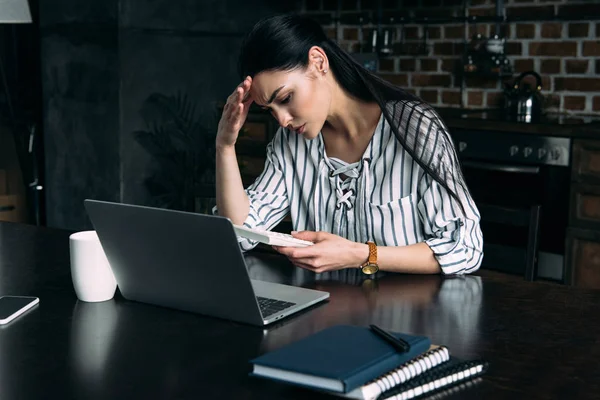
[216,76,255,148]
[240,76,253,103]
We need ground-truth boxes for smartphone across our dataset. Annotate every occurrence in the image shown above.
[0,296,40,325]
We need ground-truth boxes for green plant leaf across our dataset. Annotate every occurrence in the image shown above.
[133,91,217,211]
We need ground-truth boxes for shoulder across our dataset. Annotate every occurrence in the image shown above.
[383,100,456,171]
[385,100,446,131]
[383,100,451,149]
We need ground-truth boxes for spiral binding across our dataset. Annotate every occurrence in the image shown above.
[378,359,489,400]
[413,377,483,400]
[359,346,451,400]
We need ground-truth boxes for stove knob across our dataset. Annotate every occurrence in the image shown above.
[523,147,533,157]
[538,148,547,159]
[459,141,467,152]
[550,147,562,161]
[509,145,519,156]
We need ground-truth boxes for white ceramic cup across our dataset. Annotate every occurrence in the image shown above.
[69,231,117,302]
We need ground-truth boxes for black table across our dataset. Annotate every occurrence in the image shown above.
[1,221,599,399]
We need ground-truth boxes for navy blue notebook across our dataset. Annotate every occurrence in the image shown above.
[250,325,431,394]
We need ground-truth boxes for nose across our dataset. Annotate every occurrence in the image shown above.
[272,109,293,128]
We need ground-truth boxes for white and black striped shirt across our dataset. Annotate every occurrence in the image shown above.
[217,101,483,275]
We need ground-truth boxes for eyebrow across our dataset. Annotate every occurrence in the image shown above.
[265,85,285,106]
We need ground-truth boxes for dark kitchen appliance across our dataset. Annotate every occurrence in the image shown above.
[504,71,544,123]
[452,127,570,281]
[442,110,600,282]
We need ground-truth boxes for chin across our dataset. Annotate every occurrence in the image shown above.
[304,122,325,140]
[304,130,320,140]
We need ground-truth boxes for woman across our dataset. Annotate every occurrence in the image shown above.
[214,14,483,275]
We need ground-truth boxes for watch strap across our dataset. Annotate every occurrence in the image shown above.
[366,241,377,265]
[361,241,379,275]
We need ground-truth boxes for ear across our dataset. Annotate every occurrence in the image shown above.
[307,46,329,77]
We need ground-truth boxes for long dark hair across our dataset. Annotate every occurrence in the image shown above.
[239,14,468,216]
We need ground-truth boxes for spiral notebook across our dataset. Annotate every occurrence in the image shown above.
[332,348,487,400]
[408,376,484,400]
[250,326,487,399]
[377,358,488,400]
[337,345,451,400]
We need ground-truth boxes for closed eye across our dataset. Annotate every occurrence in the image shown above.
[259,93,292,111]
[280,94,292,104]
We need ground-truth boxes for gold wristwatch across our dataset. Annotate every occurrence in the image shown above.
[361,241,379,275]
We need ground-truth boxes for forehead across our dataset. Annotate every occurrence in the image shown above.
[251,69,304,105]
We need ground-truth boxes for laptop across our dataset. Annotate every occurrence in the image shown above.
[84,200,329,326]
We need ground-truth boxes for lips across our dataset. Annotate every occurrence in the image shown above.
[291,124,306,134]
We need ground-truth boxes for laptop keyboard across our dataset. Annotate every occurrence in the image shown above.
[256,297,296,318]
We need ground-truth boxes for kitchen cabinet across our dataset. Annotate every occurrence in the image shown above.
[565,227,600,289]
[567,139,600,289]
[572,139,600,185]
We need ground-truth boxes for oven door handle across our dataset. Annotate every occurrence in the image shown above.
[461,160,540,174]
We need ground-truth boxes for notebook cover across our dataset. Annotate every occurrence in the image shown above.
[250,325,431,393]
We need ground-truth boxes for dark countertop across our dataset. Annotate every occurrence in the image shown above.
[435,107,600,139]
[2,221,600,399]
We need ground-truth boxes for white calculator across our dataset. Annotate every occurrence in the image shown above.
[233,225,314,247]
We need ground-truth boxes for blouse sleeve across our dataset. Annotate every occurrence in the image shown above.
[212,128,290,251]
[416,125,484,275]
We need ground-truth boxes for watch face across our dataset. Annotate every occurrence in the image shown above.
[362,263,379,275]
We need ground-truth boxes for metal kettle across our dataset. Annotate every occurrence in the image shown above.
[504,70,543,122]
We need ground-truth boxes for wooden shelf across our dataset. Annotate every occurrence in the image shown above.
[305,11,600,26]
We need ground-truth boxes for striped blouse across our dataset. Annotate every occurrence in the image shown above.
[217,101,483,275]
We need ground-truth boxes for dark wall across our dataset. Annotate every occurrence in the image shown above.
[40,0,300,230]
[40,1,120,229]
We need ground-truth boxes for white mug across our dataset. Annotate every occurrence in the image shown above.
[69,231,117,302]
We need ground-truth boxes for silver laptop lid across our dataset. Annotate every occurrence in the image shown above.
[84,200,264,325]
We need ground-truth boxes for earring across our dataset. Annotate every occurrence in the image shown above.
[323,69,328,74]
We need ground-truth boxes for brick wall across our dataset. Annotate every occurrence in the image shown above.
[301,0,600,115]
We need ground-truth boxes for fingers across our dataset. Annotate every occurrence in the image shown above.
[274,247,318,267]
[237,76,252,100]
[241,75,252,90]
[291,230,328,242]
[292,261,318,271]
[227,104,245,126]
[242,90,252,103]
[227,87,243,104]
[273,245,315,259]
[218,77,253,142]
[291,260,332,274]
[273,245,334,273]
[225,77,252,114]
[241,77,253,104]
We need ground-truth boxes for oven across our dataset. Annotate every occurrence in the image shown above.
[451,128,571,281]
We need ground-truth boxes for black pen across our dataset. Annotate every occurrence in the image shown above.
[369,324,410,353]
